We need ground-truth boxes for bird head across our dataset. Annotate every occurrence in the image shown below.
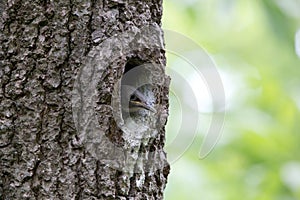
[121,85,156,113]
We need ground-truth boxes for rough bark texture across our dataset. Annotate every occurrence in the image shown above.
[0,0,170,199]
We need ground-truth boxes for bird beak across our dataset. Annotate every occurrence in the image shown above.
[130,100,156,113]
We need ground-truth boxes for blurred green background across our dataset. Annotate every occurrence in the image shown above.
[162,0,300,199]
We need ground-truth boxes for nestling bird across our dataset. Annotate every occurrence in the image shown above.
[121,85,156,113]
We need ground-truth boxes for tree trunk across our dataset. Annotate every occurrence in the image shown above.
[0,0,170,199]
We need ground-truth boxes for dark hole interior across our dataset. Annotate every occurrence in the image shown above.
[124,58,144,74]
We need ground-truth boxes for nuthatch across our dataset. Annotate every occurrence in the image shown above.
[121,85,156,113]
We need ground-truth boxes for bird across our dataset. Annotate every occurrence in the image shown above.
[121,85,156,113]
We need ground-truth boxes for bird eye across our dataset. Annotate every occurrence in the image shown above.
[130,94,138,101]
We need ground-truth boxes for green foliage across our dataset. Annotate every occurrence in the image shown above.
[163,0,300,199]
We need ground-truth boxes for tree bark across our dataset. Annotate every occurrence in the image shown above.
[0,0,170,199]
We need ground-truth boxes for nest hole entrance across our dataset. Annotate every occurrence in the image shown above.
[121,58,155,120]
